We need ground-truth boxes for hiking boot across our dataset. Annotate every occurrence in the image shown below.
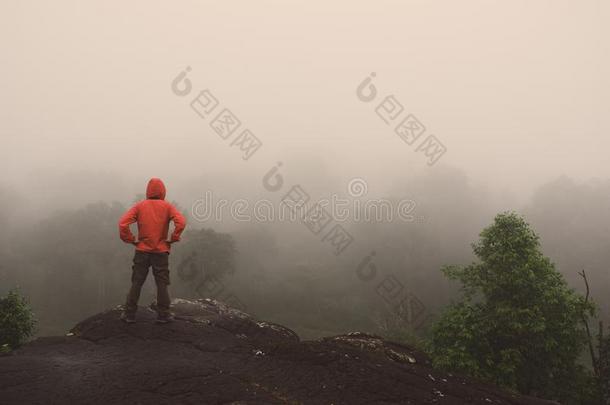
[155,314,174,324]
[120,312,136,324]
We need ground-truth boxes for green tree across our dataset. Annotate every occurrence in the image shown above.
[429,212,593,402]
[0,290,36,352]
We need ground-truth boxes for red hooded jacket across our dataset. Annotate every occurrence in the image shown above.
[118,178,187,253]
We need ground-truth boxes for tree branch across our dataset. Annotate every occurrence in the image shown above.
[579,269,598,377]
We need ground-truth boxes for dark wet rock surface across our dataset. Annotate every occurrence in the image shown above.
[0,299,558,404]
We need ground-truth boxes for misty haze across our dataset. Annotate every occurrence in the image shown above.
[1,1,609,404]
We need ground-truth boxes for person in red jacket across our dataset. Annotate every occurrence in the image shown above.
[118,178,186,323]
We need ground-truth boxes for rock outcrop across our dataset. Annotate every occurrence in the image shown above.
[0,299,558,404]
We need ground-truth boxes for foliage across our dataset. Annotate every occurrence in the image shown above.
[175,228,237,279]
[596,326,610,403]
[172,228,237,300]
[428,212,593,402]
[0,290,36,350]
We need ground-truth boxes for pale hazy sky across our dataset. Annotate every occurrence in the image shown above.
[1,1,608,203]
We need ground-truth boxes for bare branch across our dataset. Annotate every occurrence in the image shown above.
[579,269,598,376]
[579,269,590,303]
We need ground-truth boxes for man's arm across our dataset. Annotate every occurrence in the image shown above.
[118,204,139,244]
[168,205,186,243]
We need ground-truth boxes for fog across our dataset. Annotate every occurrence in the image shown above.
[1,1,609,338]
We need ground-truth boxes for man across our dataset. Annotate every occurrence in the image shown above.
[118,178,186,323]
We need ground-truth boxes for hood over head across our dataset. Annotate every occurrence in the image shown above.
[146,178,166,200]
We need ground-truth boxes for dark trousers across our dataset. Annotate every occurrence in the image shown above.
[125,250,171,316]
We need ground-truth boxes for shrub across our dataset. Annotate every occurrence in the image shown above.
[0,289,36,350]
